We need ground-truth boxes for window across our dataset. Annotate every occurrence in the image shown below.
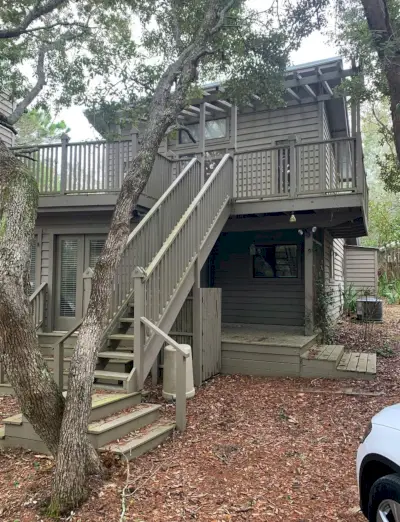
[179,118,227,144]
[253,245,298,278]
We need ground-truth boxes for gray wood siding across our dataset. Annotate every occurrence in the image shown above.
[0,92,14,147]
[324,231,345,321]
[237,103,320,150]
[345,246,378,295]
[213,230,304,327]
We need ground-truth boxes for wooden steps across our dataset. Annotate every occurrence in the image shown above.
[0,392,175,460]
[108,334,135,342]
[300,346,376,380]
[103,421,175,461]
[97,351,134,361]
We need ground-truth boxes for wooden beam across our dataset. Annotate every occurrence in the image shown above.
[181,109,199,117]
[188,105,211,116]
[285,69,354,89]
[303,84,317,99]
[304,233,314,335]
[215,99,232,109]
[204,102,226,113]
[286,88,301,103]
[322,81,333,96]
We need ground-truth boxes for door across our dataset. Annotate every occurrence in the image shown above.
[54,235,106,330]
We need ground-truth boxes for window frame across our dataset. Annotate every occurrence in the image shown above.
[178,117,228,145]
[252,243,300,279]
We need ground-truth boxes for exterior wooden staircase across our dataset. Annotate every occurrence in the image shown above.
[46,153,233,395]
[0,392,175,460]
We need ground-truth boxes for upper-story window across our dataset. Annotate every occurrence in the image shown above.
[179,118,227,144]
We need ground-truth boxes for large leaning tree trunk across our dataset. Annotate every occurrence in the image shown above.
[49,1,237,513]
[0,140,64,454]
[361,0,400,163]
[0,140,99,472]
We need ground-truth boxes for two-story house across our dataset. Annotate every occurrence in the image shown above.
[0,56,377,456]
[3,56,374,395]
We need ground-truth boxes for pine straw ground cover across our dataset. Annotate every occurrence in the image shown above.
[1,305,400,521]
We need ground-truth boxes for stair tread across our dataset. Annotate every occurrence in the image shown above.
[103,421,175,454]
[4,393,141,425]
[94,370,130,381]
[108,334,135,341]
[120,317,134,323]
[89,404,160,434]
[301,345,344,361]
[337,352,376,374]
[98,351,134,360]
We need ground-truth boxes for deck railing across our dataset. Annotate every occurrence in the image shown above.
[11,135,174,200]
[234,136,361,200]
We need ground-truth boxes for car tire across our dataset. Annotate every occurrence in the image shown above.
[368,473,400,521]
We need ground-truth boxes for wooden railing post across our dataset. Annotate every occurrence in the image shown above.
[289,138,297,198]
[60,133,70,194]
[355,132,364,193]
[83,267,94,314]
[175,346,189,432]
[131,128,139,158]
[0,361,5,385]
[133,267,146,389]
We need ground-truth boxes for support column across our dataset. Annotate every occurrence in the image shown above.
[192,261,203,387]
[199,102,206,184]
[133,267,146,390]
[304,233,314,336]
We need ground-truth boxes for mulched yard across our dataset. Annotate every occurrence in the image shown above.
[1,305,400,521]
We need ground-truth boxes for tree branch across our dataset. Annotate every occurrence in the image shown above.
[210,0,238,35]
[0,0,69,39]
[8,30,82,125]
[0,113,17,134]
[166,121,197,143]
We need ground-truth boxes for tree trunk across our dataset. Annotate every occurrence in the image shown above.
[50,2,235,512]
[361,0,400,162]
[0,141,65,454]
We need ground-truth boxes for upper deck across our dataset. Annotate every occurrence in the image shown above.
[12,57,368,235]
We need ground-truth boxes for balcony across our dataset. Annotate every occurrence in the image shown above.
[11,135,175,211]
[232,135,368,236]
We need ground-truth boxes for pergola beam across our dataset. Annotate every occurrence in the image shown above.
[204,102,226,113]
[286,88,301,103]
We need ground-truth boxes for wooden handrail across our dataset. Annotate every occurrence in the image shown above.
[141,317,190,357]
[29,281,47,302]
[52,318,83,349]
[127,157,198,244]
[140,316,189,431]
[52,317,83,389]
[144,153,232,280]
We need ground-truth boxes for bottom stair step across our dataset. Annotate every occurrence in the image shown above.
[102,421,175,461]
[94,370,130,381]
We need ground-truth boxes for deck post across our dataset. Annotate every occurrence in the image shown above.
[304,233,314,336]
[192,261,203,387]
[289,137,297,198]
[54,340,64,390]
[82,267,94,314]
[60,133,70,194]
[199,102,206,184]
[131,128,139,158]
[133,267,146,390]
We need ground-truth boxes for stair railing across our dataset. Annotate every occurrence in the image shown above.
[140,316,189,431]
[132,154,233,389]
[107,157,202,325]
[29,281,47,331]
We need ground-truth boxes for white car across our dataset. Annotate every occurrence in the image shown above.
[357,404,400,521]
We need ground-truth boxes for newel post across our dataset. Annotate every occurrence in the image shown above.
[60,133,70,194]
[289,135,297,198]
[83,267,94,314]
[355,131,363,193]
[133,267,146,389]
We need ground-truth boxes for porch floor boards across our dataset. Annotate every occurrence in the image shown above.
[221,323,317,349]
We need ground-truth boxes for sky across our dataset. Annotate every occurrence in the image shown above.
[58,8,336,141]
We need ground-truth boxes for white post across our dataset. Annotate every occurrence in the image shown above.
[304,233,314,336]
[133,267,146,389]
[175,347,188,432]
[199,102,206,184]
[54,340,64,390]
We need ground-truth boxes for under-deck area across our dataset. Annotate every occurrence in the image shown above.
[221,324,375,380]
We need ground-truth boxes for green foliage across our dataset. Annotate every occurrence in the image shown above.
[378,273,400,304]
[15,108,69,146]
[377,343,395,358]
[343,284,358,315]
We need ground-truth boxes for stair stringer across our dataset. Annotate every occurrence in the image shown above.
[142,202,231,382]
